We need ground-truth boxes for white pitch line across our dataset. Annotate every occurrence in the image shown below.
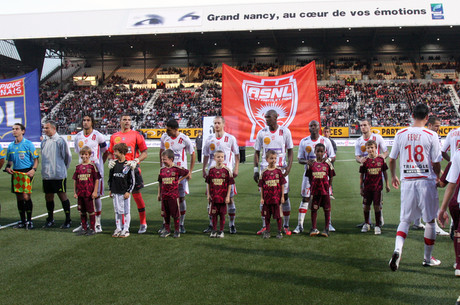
[0,153,257,229]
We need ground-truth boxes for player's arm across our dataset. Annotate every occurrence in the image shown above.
[102,150,110,163]
[206,182,211,201]
[280,184,285,204]
[359,173,364,196]
[73,179,78,199]
[233,153,240,178]
[202,155,209,178]
[439,182,456,226]
[284,148,293,177]
[442,151,451,162]
[92,179,99,199]
[389,157,400,189]
[380,150,389,159]
[138,149,148,163]
[0,158,4,170]
[157,182,161,201]
[254,150,260,183]
[225,184,231,204]
[433,161,441,181]
[383,170,390,192]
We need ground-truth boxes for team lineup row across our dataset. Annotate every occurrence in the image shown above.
[3,108,460,277]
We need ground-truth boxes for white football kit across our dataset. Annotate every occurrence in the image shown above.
[389,127,442,222]
[441,127,460,159]
[298,135,336,197]
[160,132,195,197]
[445,150,460,203]
[355,133,388,159]
[74,130,107,196]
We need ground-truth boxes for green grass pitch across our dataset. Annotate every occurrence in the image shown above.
[0,146,458,304]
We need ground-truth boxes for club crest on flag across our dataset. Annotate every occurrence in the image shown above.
[242,75,298,142]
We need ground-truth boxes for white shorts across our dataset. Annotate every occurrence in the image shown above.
[112,194,131,215]
[400,179,438,223]
[97,177,104,197]
[260,165,289,194]
[179,179,189,198]
[301,174,311,198]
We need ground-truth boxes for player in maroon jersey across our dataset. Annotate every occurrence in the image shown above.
[157,149,189,238]
[72,146,101,236]
[258,150,286,239]
[359,140,390,235]
[306,143,335,237]
[205,150,235,238]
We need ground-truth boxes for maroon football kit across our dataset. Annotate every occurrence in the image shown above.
[258,167,286,232]
[359,156,388,227]
[158,165,189,232]
[205,166,235,231]
[73,163,101,230]
[306,161,335,230]
[441,162,460,235]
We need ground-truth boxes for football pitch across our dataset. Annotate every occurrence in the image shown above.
[0,146,458,305]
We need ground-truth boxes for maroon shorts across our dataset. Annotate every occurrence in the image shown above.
[311,194,331,211]
[263,203,281,219]
[78,196,95,214]
[362,190,382,207]
[210,202,227,216]
[161,198,180,219]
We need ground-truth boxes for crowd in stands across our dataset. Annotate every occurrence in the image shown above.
[106,75,141,85]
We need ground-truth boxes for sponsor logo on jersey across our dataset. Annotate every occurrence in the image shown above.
[242,75,298,142]
[210,143,216,151]
[264,137,271,145]
[361,145,366,152]
[114,137,121,144]
[165,142,170,149]
[78,141,84,148]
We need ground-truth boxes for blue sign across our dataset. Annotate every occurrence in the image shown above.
[431,3,444,20]
[0,70,41,142]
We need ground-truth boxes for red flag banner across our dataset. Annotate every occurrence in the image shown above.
[222,62,320,146]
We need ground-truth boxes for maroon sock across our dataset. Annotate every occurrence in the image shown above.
[364,210,370,224]
[265,216,271,232]
[324,209,331,230]
[374,210,382,227]
[455,231,460,269]
[81,214,87,230]
[89,214,96,230]
[277,217,283,231]
[311,210,317,229]
[174,217,180,231]
[219,214,225,231]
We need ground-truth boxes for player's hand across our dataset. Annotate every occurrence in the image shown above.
[283,168,290,177]
[202,170,207,179]
[157,194,161,201]
[73,193,78,199]
[253,172,259,183]
[360,157,368,164]
[307,159,314,166]
[134,158,140,164]
[225,196,230,204]
[233,169,238,178]
[109,191,113,198]
[92,191,98,199]
[260,199,264,205]
[127,160,138,170]
[438,209,449,227]
[123,192,130,199]
[5,168,13,175]
[360,188,364,197]
[386,186,391,193]
[26,169,35,178]
[108,160,116,169]
[281,197,285,204]
[391,176,400,189]
[187,172,192,181]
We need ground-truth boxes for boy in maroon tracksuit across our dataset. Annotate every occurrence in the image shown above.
[306,143,336,237]
[205,150,235,238]
[359,140,390,235]
[258,150,286,239]
[158,149,189,238]
[73,146,101,236]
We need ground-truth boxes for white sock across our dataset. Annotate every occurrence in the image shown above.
[229,216,235,227]
[180,200,186,226]
[180,213,186,226]
[260,204,265,227]
[208,215,213,226]
[424,222,436,261]
[116,213,123,230]
[395,221,410,254]
[124,213,131,231]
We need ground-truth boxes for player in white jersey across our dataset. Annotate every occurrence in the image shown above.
[355,119,389,228]
[388,103,442,272]
[73,115,108,233]
[159,118,195,234]
[254,110,294,236]
[442,125,460,162]
[294,120,336,234]
[202,116,240,234]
